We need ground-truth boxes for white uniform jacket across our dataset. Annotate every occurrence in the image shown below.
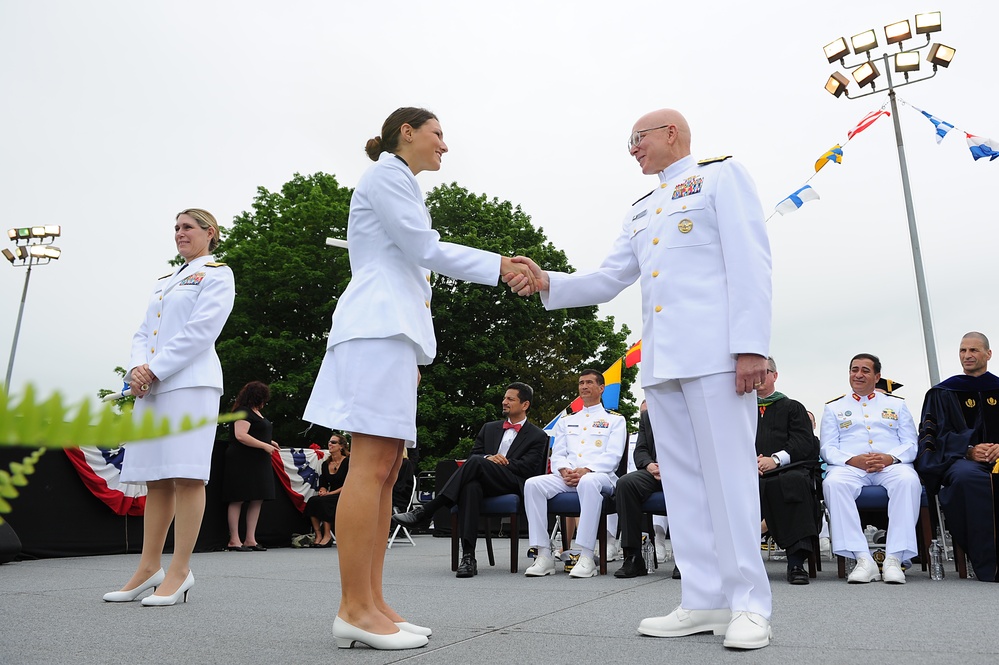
[326,153,501,365]
[542,155,771,384]
[549,403,627,476]
[820,392,917,466]
[128,254,235,395]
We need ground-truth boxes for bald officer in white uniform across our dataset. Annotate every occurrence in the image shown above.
[509,108,773,650]
[820,353,920,585]
[524,369,627,579]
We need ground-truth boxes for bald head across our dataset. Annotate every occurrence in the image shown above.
[630,108,692,174]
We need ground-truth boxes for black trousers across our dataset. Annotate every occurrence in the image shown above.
[615,469,663,549]
[440,455,523,551]
[941,459,999,582]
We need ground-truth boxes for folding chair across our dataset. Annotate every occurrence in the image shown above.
[388,476,418,549]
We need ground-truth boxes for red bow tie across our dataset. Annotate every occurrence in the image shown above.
[503,421,522,432]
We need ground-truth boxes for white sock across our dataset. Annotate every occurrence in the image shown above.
[854,551,873,561]
[580,546,594,560]
[536,546,551,560]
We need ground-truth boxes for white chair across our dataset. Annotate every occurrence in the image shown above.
[387,476,418,549]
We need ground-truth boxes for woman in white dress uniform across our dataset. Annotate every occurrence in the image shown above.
[303,107,535,650]
[103,209,235,606]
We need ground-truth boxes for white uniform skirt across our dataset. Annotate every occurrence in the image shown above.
[120,386,222,484]
[303,336,419,447]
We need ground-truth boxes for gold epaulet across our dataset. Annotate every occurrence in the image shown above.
[205,262,227,267]
[697,155,733,165]
[825,394,846,404]
[607,409,622,416]
[158,272,173,280]
[632,189,654,205]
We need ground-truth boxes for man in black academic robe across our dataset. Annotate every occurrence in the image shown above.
[754,357,820,584]
[916,332,999,582]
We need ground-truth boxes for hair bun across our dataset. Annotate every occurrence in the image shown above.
[364,136,383,161]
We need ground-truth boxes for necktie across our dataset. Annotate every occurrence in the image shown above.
[502,421,522,433]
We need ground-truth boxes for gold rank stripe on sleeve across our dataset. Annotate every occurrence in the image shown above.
[825,394,846,404]
[205,262,227,267]
[697,155,733,165]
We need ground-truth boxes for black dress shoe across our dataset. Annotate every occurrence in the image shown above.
[787,565,809,585]
[614,554,648,578]
[671,565,682,580]
[456,554,478,578]
[392,506,429,527]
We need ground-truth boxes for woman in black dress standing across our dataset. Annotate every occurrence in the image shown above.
[223,381,279,551]
[304,433,350,547]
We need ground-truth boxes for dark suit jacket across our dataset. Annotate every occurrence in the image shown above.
[469,419,549,489]
[633,410,657,471]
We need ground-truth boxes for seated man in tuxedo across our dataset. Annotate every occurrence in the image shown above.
[392,382,548,577]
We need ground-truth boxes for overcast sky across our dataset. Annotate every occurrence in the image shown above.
[2,0,996,425]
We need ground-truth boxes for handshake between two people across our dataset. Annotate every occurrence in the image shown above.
[499,256,547,297]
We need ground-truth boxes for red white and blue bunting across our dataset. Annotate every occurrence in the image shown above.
[65,447,326,516]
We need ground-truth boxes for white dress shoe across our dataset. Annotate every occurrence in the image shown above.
[525,555,556,577]
[568,555,598,578]
[882,555,906,584]
[141,571,194,606]
[333,617,428,650]
[847,557,880,584]
[103,568,165,602]
[723,611,771,649]
[395,621,432,637]
[638,607,732,637]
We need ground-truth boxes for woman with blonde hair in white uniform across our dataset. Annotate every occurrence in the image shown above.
[103,208,235,606]
[303,107,536,650]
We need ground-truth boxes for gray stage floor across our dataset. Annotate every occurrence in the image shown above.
[1,535,995,664]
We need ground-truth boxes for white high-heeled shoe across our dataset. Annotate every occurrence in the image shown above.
[140,571,194,607]
[395,621,432,637]
[332,617,428,650]
[102,568,165,602]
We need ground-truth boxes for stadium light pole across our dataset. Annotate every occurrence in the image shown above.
[3,226,63,395]
[822,12,955,386]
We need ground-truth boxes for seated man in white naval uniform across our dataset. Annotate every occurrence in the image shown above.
[524,369,627,578]
[820,353,920,584]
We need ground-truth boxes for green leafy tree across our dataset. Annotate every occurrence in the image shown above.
[416,184,637,469]
[213,173,353,445]
[212,174,637,465]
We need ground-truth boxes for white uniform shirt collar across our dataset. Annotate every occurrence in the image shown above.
[658,155,697,185]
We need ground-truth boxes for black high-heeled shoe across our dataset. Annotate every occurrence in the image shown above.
[311,539,333,548]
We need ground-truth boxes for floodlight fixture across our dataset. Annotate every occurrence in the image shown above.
[851,60,881,88]
[915,12,942,35]
[894,51,921,73]
[43,225,61,237]
[885,20,912,46]
[927,43,955,68]
[6,229,15,240]
[825,72,851,97]
[851,29,878,55]
[824,37,850,63]
[2,248,14,264]
[30,226,46,238]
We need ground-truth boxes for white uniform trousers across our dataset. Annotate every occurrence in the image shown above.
[525,472,615,551]
[823,463,921,561]
[646,373,772,619]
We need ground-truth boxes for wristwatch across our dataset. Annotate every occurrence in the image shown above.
[891,455,900,465]
[770,454,781,467]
